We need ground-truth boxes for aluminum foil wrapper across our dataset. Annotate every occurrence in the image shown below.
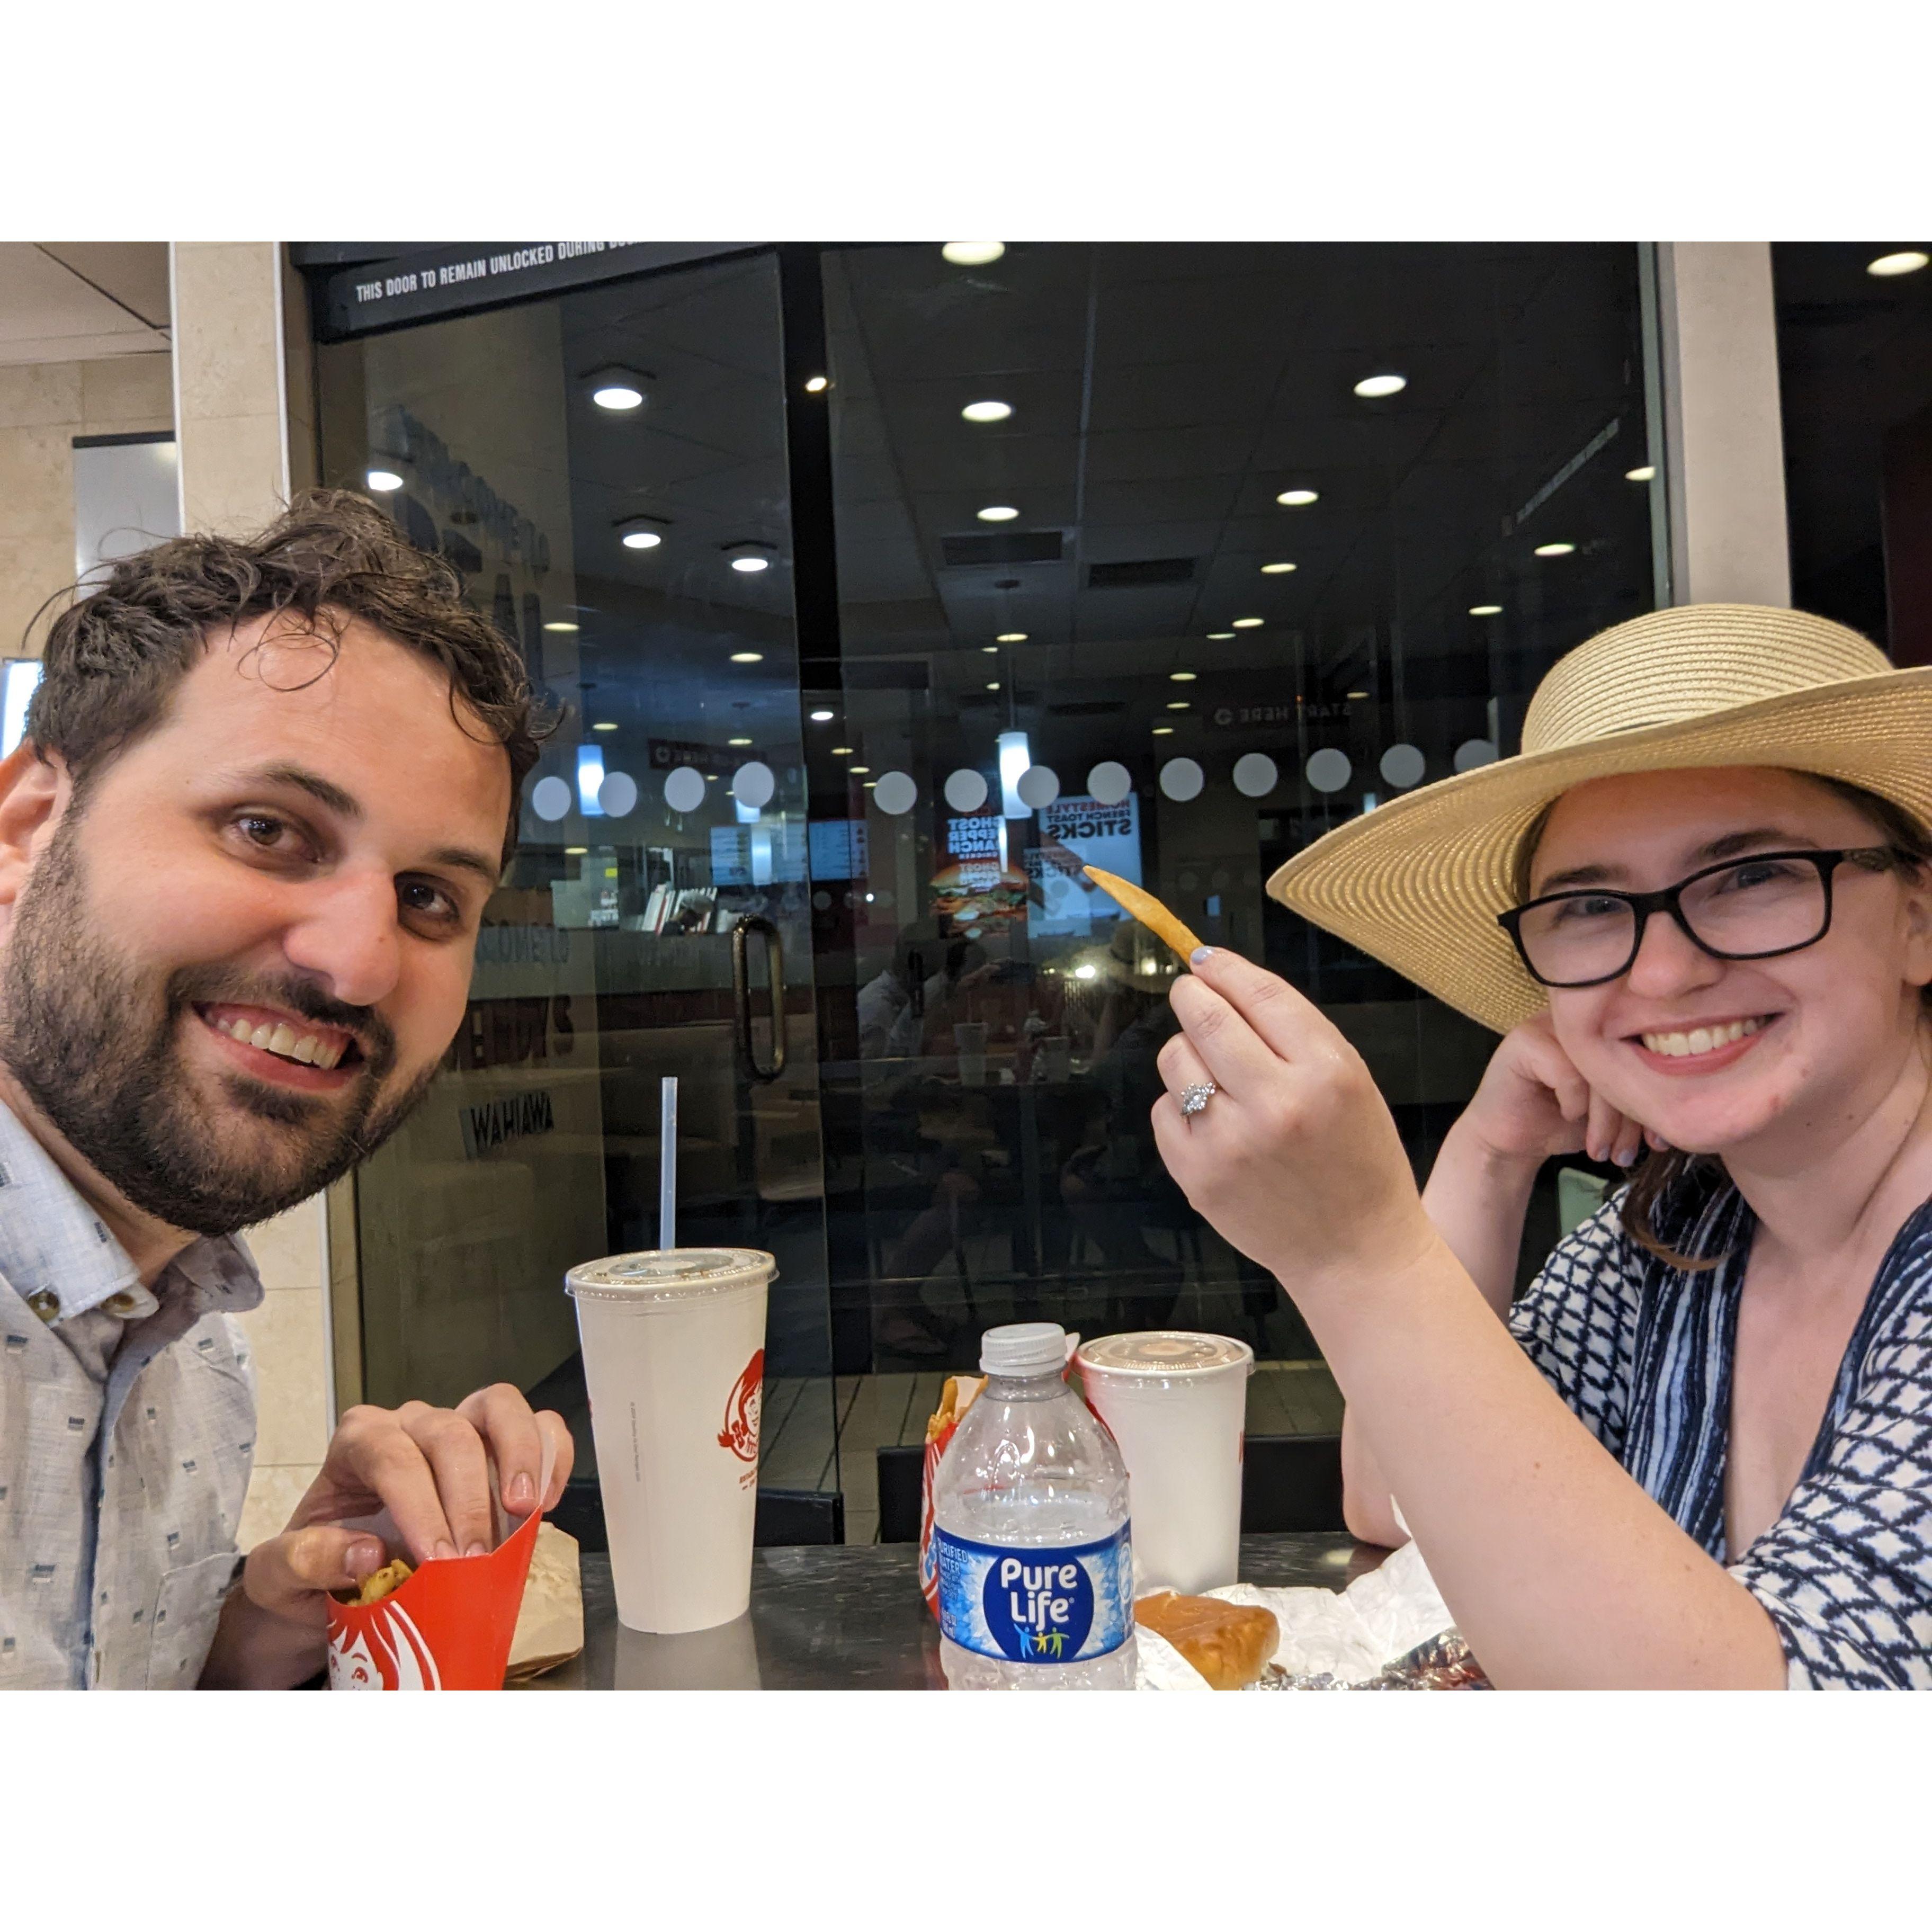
[1256,1630,1491,1691]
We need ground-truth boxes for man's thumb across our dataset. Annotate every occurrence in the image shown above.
[246,1526,386,1614]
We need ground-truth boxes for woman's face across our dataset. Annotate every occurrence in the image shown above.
[1530,767,1932,1161]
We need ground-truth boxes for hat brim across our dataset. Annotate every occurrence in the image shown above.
[1265,666,1932,1034]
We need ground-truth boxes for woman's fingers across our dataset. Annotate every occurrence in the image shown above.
[1155,1030,1217,1105]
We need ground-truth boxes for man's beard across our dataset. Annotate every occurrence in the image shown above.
[0,817,440,1236]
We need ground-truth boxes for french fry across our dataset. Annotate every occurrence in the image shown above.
[1081,865,1206,963]
[355,1558,415,1606]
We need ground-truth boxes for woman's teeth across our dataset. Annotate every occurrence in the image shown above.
[219,1015,346,1070]
[1640,1017,1764,1059]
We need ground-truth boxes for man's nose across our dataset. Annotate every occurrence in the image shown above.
[280,867,400,1010]
[1624,907,1724,998]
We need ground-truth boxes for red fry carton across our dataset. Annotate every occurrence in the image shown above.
[326,1506,542,1691]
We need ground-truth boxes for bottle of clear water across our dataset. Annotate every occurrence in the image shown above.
[931,1322,1136,1690]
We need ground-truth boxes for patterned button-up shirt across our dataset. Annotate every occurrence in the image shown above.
[0,1098,263,1688]
[1513,1168,1932,1688]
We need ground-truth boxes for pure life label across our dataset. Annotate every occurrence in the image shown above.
[933,1526,1132,1663]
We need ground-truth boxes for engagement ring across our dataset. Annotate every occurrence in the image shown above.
[1180,1081,1217,1117]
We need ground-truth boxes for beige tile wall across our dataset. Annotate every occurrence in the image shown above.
[0,353,173,657]
[172,242,340,1549]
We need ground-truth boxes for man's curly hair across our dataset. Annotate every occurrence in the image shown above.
[26,488,544,867]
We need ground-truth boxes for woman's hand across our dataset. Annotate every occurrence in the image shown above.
[1460,1009,1649,1169]
[1151,949,1438,1298]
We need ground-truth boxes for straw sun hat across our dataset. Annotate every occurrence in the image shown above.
[1266,605,1932,1035]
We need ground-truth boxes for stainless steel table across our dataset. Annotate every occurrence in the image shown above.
[516,1533,1386,1690]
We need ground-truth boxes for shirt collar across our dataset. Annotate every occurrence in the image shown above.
[0,1096,263,1323]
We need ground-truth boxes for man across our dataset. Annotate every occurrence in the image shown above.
[0,491,573,1688]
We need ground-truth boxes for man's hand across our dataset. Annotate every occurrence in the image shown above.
[199,1384,574,1688]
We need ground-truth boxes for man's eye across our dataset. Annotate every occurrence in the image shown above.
[400,881,461,924]
[237,815,290,849]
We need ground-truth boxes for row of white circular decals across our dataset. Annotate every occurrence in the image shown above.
[530,740,1500,824]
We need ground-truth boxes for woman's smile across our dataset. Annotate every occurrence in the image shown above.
[1625,1010,1778,1075]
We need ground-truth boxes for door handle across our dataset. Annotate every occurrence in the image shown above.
[731,916,788,1083]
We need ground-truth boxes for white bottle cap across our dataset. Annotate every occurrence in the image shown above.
[980,1321,1068,1377]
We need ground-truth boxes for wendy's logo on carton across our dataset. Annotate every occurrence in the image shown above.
[328,1601,444,1691]
[718,1348,765,1464]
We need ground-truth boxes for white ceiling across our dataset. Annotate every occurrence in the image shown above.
[0,243,171,365]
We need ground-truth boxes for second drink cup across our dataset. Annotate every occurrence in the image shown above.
[566,1248,775,1634]
[1075,1331,1254,1595]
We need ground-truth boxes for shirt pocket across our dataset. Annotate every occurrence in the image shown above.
[142,1551,243,1690]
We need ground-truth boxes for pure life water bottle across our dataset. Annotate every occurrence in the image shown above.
[931,1322,1135,1689]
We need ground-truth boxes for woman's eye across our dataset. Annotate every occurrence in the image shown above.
[1552,895,1622,924]
[1723,860,1799,892]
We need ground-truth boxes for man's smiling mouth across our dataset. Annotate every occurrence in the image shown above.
[194,1002,360,1071]
[1635,1015,1769,1060]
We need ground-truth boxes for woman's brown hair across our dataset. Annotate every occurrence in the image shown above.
[1514,773,1932,1269]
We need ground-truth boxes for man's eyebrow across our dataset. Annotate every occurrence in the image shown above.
[222,764,499,887]
[1532,828,1820,895]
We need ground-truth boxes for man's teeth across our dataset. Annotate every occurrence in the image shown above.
[1640,1017,1764,1059]
[221,1015,345,1069]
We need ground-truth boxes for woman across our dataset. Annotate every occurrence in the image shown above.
[1155,605,1932,1688]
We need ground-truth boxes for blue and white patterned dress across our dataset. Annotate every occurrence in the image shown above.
[1511,1168,1932,1688]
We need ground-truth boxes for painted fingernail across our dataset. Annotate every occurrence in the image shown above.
[432,1539,458,1562]
[1190,947,1215,965]
[507,1471,536,1509]
[346,1539,383,1577]
[1614,1147,1636,1168]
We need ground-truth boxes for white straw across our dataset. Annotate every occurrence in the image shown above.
[659,1075,678,1251]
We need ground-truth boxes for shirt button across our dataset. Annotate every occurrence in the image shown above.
[25,1290,58,1323]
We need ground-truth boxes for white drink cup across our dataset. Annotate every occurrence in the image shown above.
[566,1248,775,1634]
[1075,1331,1253,1595]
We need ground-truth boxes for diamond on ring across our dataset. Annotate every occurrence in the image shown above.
[1180,1081,1217,1117]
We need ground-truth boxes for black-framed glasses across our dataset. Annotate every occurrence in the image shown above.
[1498,846,1911,989]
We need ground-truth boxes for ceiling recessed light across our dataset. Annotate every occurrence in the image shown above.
[997,631,1027,643]
[1206,631,1235,640]
[729,736,753,746]
[804,375,829,393]
[706,774,719,782]
[864,780,878,789]
[986,681,1001,691]
[730,651,763,663]
[1167,701,1189,710]
[365,468,404,493]
[977,505,1019,523]
[942,241,1005,266]
[618,518,665,551]
[982,645,1000,653]
[731,556,772,574]
[1260,561,1297,575]
[1170,670,1197,682]
[591,383,645,412]
[963,400,1013,423]
[1276,488,1319,507]
[1231,616,1264,629]
[592,721,618,732]
[1867,250,1929,278]
[809,709,835,722]
[848,765,870,774]
[1625,465,1657,483]
[1346,690,1370,700]
[564,846,588,856]
[831,746,855,755]
[542,620,579,633]
[1354,373,1407,399]
[1469,603,1503,616]
[1534,542,1576,558]
[1152,726,1175,736]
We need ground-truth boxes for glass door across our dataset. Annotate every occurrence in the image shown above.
[315,250,842,1537]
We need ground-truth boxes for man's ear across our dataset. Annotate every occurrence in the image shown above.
[0,744,67,922]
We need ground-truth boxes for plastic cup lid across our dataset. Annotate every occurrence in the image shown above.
[566,1248,776,1304]
[1075,1331,1254,1377]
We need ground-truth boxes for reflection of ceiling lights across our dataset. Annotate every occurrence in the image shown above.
[1354,373,1407,399]
[849,764,870,774]
[1626,466,1657,482]
[1152,726,1174,736]
[832,746,854,755]
[365,468,404,493]
[731,556,771,573]
[730,652,763,663]
[1261,561,1296,575]
[1167,701,1189,710]
[725,541,776,573]
[1206,631,1235,640]
[565,846,588,856]
[618,518,665,550]
[1170,670,1197,682]
[943,241,1005,265]
[962,400,1013,423]
[982,645,999,654]
[1232,616,1264,629]
[1867,251,1929,278]
[977,505,1019,522]
[997,631,1027,642]
[1534,542,1576,558]
[809,709,834,722]
[1276,488,1319,506]
[588,368,649,411]
[592,721,618,732]
[729,736,753,746]
[1469,603,1502,616]
[804,375,828,393]
[543,620,578,633]
[1346,689,1370,700]
[986,681,1001,691]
